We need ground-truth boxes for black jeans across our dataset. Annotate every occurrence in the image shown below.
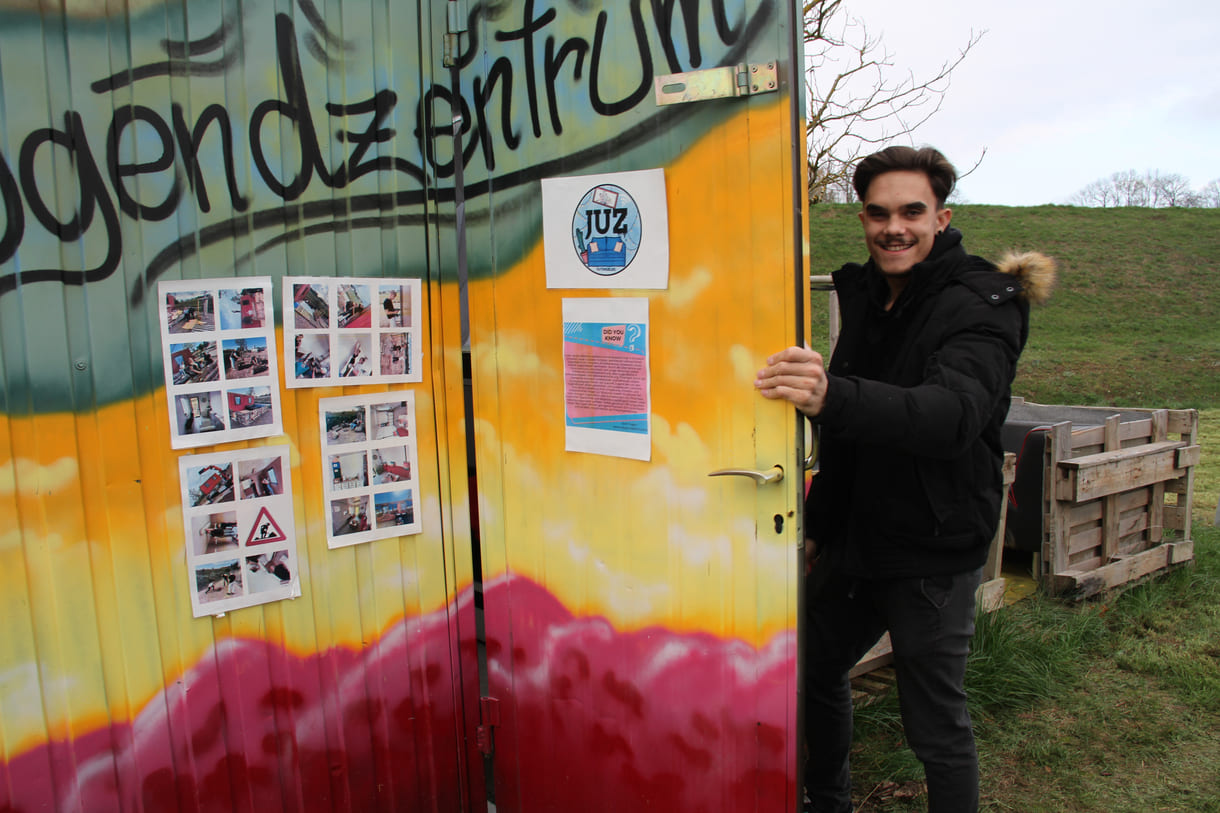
[803,557,982,813]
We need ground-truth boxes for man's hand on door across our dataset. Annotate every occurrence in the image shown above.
[754,346,828,418]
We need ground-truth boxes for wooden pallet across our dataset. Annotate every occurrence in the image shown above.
[1036,405,1198,598]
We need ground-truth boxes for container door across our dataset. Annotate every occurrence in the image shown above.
[442,3,809,810]
[0,2,484,811]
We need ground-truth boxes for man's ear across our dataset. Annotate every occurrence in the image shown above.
[936,206,952,232]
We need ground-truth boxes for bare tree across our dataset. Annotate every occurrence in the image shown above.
[803,0,984,203]
[1199,179,1220,208]
[1110,170,1149,207]
[1150,172,1195,207]
[1071,179,1116,208]
[1072,170,1211,208]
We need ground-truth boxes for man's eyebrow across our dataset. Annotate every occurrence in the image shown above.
[864,201,930,215]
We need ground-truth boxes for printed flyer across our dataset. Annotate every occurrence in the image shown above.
[542,168,669,289]
[284,276,423,388]
[562,297,652,461]
[178,444,300,618]
[158,277,282,449]
[318,391,422,548]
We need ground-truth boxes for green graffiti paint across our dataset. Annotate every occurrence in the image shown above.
[0,0,775,412]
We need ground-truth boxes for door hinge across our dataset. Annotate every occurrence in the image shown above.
[654,62,778,106]
[443,0,468,68]
[476,696,500,756]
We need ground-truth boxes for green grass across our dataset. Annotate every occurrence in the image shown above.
[849,527,1220,812]
[812,204,1220,811]
[809,204,1220,409]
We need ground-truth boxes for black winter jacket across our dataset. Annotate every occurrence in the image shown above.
[805,228,1033,579]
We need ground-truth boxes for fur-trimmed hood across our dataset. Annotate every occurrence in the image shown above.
[996,251,1056,306]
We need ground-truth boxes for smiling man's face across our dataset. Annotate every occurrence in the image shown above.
[858,170,952,283]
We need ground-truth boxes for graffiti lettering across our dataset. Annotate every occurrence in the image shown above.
[0,0,772,296]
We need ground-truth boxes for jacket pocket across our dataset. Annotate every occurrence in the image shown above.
[914,456,975,546]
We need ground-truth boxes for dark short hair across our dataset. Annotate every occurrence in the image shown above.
[852,146,957,207]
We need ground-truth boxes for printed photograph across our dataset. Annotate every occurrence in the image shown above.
[174,390,227,437]
[246,549,293,593]
[292,283,330,329]
[294,333,331,380]
[226,387,274,428]
[194,559,242,605]
[221,336,269,379]
[237,455,284,499]
[337,334,373,378]
[380,333,410,376]
[331,495,370,537]
[378,284,411,328]
[190,511,239,556]
[337,283,372,328]
[166,291,215,334]
[329,451,369,491]
[325,408,367,444]
[371,400,411,439]
[371,445,411,484]
[374,489,414,529]
[169,341,219,384]
[185,461,234,506]
[219,287,266,330]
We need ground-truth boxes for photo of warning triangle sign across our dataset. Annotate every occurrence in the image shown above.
[246,505,288,546]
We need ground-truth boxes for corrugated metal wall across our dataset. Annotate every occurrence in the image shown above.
[1,1,807,810]
[0,1,482,810]
[457,2,807,811]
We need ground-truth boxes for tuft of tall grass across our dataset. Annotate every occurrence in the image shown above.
[965,597,1107,722]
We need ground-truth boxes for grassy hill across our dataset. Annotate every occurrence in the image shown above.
[808,204,1220,409]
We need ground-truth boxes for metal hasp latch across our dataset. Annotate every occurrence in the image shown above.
[654,62,778,106]
[476,696,500,756]
[443,0,468,67]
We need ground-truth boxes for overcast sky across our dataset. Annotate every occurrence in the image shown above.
[839,0,1220,205]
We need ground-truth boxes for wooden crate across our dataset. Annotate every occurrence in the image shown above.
[849,452,1016,678]
[1009,399,1199,598]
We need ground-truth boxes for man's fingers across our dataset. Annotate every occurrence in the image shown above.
[765,346,823,367]
[757,383,815,408]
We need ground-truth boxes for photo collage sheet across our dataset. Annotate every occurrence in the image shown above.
[319,391,422,549]
[178,445,299,618]
[158,277,283,449]
[158,275,425,616]
[284,276,423,388]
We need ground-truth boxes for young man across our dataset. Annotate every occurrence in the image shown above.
[755,146,1054,812]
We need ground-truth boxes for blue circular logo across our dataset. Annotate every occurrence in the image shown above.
[570,184,642,276]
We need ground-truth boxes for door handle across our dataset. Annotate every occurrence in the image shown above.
[708,465,784,485]
[804,434,819,471]
[805,426,820,471]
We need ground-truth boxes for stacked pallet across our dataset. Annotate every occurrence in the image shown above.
[1005,399,1198,598]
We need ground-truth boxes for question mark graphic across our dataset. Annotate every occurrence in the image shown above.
[626,324,641,351]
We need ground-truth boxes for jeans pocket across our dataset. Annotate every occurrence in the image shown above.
[920,575,955,609]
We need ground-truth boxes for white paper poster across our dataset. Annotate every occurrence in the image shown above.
[284,276,423,388]
[543,168,669,289]
[562,298,651,461]
[318,390,423,548]
[178,444,300,618]
[158,277,283,449]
